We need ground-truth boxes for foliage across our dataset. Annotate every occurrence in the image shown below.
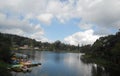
[80,44,91,53]
[0,32,78,52]
[80,30,120,66]
[0,33,11,62]
[0,33,12,76]
[0,61,12,76]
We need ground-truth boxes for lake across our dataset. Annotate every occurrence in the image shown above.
[11,50,119,76]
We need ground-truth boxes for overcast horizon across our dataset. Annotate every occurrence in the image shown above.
[0,0,120,45]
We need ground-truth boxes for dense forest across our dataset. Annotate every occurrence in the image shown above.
[0,32,12,76]
[80,30,120,68]
[0,33,11,62]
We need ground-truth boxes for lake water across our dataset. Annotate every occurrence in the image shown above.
[11,51,119,76]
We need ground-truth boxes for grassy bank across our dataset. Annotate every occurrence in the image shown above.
[0,61,12,76]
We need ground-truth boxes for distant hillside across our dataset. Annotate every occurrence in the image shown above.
[0,32,78,51]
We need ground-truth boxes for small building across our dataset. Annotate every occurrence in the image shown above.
[34,47,39,50]
[19,45,29,49]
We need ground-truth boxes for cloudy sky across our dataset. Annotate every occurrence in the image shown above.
[0,0,120,45]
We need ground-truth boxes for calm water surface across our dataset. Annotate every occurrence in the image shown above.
[11,51,117,76]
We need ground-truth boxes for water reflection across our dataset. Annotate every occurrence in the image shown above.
[91,64,109,76]
[11,51,120,76]
[63,53,92,76]
[81,54,120,76]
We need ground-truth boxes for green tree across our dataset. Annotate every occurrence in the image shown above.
[0,33,11,62]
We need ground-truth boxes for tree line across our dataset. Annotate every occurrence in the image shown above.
[0,32,79,52]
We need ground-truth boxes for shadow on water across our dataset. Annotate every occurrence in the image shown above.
[80,55,120,76]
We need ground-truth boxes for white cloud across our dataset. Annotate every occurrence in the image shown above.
[30,32,49,42]
[1,0,120,30]
[37,13,53,25]
[64,29,100,46]
[0,12,48,42]
[0,28,25,36]
[0,0,120,44]
[76,0,120,29]
[0,13,6,20]
[78,22,93,30]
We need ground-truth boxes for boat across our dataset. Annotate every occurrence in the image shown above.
[21,66,32,72]
[22,61,41,66]
[10,64,32,72]
[9,53,41,72]
[11,64,23,72]
[31,61,41,66]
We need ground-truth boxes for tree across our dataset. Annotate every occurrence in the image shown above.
[0,33,11,62]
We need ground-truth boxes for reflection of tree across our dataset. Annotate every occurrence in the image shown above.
[104,66,120,76]
[54,53,61,63]
[30,50,35,60]
[81,55,120,76]
[91,65,109,76]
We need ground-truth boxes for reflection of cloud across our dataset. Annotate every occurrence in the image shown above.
[63,53,79,65]
[27,51,103,76]
[34,51,45,63]
[63,53,92,76]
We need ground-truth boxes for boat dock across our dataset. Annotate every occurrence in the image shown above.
[9,53,41,72]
